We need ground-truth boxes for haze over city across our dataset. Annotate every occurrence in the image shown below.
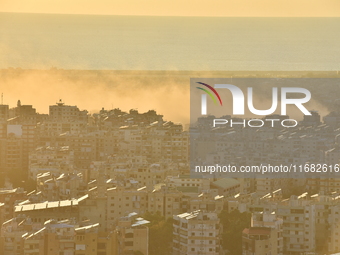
[1,1,340,255]
[1,0,340,16]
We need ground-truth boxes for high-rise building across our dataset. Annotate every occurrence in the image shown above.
[0,133,24,179]
[0,104,8,139]
[173,210,222,255]
[49,100,88,123]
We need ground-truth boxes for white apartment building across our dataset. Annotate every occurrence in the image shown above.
[328,203,340,253]
[277,197,316,254]
[173,210,222,255]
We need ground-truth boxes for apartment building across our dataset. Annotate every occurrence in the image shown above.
[116,212,149,255]
[75,223,117,255]
[187,190,224,214]
[0,188,27,221]
[106,186,148,228]
[118,121,188,163]
[1,218,118,255]
[8,101,39,179]
[211,178,241,197]
[14,199,80,224]
[36,172,85,201]
[1,217,30,255]
[242,212,283,255]
[0,133,24,177]
[49,100,86,121]
[242,227,276,255]
[0,104,8,139]
[147,185,183,218]
[277,197,316,254]
[173,210,222,255]
[328,203,340,253]
[29,146,75,179]
[23,220,75,255]
[166,175,210,192]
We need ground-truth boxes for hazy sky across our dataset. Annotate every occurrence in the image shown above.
[1,0,340,17]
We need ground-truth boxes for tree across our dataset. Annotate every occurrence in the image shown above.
[219,209,251,255]
[143,212,173,255]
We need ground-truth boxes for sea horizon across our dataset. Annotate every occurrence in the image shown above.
[1,13,340,71]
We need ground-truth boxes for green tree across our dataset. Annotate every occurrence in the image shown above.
[219,209,251,255]
[143,211,173,255]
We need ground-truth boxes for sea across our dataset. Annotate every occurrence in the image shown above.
[0,13,340,71]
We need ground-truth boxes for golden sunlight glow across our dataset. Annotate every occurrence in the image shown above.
[1,0,340,17]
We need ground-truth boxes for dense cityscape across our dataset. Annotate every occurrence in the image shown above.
[1,99,340,255]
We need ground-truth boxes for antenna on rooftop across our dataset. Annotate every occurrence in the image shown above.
[57,98,64,106]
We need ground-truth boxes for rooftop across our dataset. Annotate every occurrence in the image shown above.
[75,223,99,232]
[14,197,83,213]
[243,227,271,236]
[212,178,240,189]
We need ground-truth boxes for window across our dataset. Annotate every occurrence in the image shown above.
[125,233,134,238]
[97,243,106,249]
